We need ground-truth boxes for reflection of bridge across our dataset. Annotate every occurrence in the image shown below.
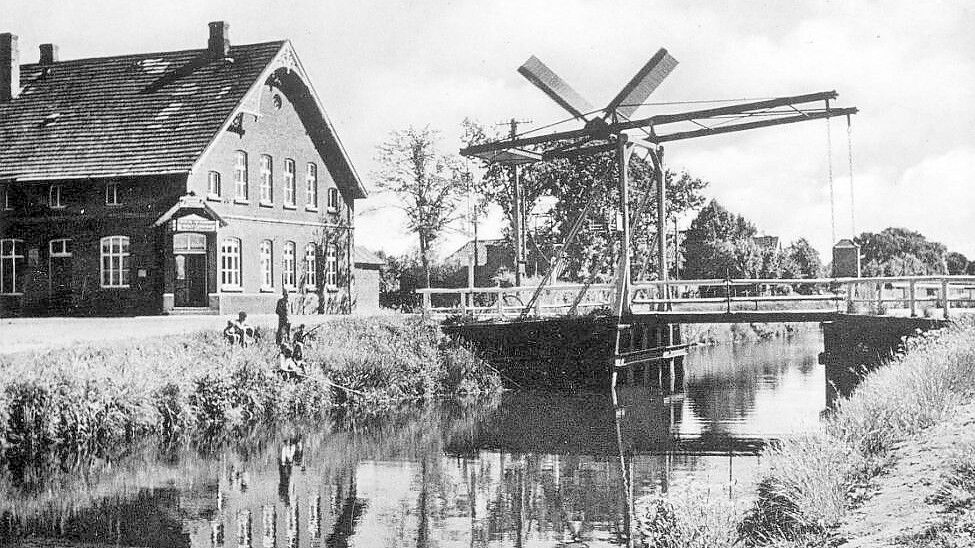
[420,275,975,322]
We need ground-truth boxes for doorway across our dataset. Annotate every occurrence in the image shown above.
[48,238,73,312]
[174,233,208,308]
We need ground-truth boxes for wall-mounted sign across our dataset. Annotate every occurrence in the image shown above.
[175,214,218,232]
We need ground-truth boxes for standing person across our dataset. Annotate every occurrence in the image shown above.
[275,288,291,345]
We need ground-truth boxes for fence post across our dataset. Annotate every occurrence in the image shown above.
[725,277,732,314]
[421,291,431,318]
[846,282,854,313]
[942,278,950,320]
[909,280,917,317]
[497,291,505,319]
[875,281,883,314]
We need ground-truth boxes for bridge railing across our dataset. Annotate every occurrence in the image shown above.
[416,275,975,320]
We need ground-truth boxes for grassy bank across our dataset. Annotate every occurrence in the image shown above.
[642,318,975,546]
[0,315,500,461]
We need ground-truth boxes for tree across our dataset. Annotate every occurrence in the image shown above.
[855,227,948,276]
[374,127,464,287]
[461,119,709,283]
[681,200,764,279]
[781,238,823,279]
[946,251,969,275]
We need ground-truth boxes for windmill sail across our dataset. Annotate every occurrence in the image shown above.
[605,48,678,120]
[518,56,595,121]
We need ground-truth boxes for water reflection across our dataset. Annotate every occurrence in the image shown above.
[1,332,830,547]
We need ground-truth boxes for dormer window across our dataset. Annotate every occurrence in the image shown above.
[105,182,120,205]
[49,185,64,209]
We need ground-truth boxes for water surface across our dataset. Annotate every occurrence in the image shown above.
[1,330,827,547]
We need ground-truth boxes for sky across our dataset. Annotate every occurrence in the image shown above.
[5,0,974,259]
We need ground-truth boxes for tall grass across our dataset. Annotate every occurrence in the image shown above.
[0,316,500,460]
[740,318,975,545]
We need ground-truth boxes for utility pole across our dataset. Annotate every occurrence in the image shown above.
[500,118,531,287]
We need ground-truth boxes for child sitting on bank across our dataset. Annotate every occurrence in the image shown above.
[224,311,256,346]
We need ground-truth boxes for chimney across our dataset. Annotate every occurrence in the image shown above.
[0,33,19,102]
[207,21,230,58]
[39,43,58,65]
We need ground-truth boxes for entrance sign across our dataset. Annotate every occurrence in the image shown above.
[175,214,218,232]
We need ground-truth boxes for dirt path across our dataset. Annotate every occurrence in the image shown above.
[837,401,975,547]
[0,313,393,355]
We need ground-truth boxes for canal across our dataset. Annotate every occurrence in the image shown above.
[1,328,829,547]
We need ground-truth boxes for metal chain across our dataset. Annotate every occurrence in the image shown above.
[847,115,856,237]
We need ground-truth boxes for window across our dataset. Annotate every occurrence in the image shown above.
[305,163,318,209]
[105,182,120,205]
[173,233,206,253]
[49,238,72,257]
[100,236,130,288]
[304,243,317,287]
[259,155,273,204]
[260,240,274,289]
[327,188,339,212]
[49,184,64,208]
[325,244,338,287]
[283,159,296,207]
[220,238,242,289]
[3,186,12,210]
[207,171,222,198]
[234,151,248,202]
[1,239,24,294]
[282,241,296,288]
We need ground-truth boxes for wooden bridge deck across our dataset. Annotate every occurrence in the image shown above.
[630,309,840,324]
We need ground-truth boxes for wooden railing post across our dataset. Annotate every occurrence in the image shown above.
[876,281,883,314]
[942,278,950,320]
[846,282,854,313]
[497,291,505,319]
[421,291,431,317]
[909,280,917,317]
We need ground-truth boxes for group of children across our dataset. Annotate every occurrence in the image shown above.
[222,310,315,380]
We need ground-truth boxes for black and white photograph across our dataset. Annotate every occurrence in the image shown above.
[1,1,974,546]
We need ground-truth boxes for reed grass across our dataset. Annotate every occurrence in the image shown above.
[0,315,500,460]
[739,317,975,545]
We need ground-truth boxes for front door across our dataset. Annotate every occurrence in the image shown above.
[174,233,208,308]
[48,239,73,312]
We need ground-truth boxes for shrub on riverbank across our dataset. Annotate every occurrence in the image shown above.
[0,316,499,460]
[741,318,975,545]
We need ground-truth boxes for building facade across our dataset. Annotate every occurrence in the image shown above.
[0,22,366,316]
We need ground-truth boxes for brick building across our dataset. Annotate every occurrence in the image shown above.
[0,22,366,316]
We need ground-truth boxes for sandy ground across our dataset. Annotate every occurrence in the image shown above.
[838,401,975,547]
[0,312,399,355]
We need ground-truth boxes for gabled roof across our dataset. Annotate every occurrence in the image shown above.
[353,245,384,266]
[0,39,366,198]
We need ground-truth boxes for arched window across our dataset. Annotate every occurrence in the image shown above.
[325,244,338,287]
[100,236,130,288]
[220,237,242,289]
[282,241,296,288]
[260,240,274,289]
[259,155,273,204]
[234,151,248,202]
[305,163,318,210]
[284,159,296,207]
[0,239,25,294]
[304,243,317,287]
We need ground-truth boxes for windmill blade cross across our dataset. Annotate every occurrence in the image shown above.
[518,56,595,122]
[605,48,678,121]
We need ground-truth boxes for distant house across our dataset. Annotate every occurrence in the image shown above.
[352,246,383,313]
[444,238,518,287]
[752,235,780,250]
[0,22,366,316]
